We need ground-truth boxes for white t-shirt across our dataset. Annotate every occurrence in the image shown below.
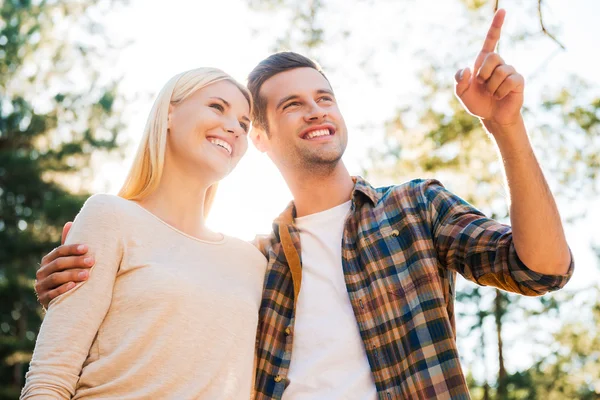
[283,201,377,400]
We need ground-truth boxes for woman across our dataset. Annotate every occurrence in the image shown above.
[21,68,267,399]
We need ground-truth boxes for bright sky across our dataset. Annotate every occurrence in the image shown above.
[93,0,599,381]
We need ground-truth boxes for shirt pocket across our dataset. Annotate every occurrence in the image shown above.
[360,224,445,317]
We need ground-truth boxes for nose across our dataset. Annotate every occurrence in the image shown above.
[304,101,327,123]
[225,127,238,137]
[224,117,241,138]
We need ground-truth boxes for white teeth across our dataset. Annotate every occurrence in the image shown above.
[208,138,232,155]
[305,129,331,139]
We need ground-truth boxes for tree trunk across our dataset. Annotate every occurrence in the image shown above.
[495,289,507,399]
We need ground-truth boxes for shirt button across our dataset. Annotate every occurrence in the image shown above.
[285,326,292,336]
[274,375,283,383]
[359,299,365,309]
[391,229,400,237]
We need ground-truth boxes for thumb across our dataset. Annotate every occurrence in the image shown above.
[454,67,472,98]
[61,221,73,245]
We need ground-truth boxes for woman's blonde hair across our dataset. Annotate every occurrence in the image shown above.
[118,68,251,217]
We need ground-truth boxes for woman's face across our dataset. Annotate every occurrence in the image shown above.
[166,80,251,183]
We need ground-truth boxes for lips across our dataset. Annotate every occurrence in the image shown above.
[300,124,336,140]
[207,136,233,155]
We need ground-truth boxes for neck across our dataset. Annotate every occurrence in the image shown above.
[136,161,219,241]
[281,161,354,217]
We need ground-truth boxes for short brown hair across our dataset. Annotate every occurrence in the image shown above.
[247,52,329,134]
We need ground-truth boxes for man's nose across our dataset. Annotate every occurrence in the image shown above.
[304,102,327,122]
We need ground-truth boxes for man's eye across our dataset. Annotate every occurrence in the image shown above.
[210,103,225,112]
[318,96,333,102]
[283,102,300,110]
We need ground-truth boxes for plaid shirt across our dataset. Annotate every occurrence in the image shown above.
[253,177,573,400]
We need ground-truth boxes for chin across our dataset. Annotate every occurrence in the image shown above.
[307,147,344,163]
[194,158,235,182]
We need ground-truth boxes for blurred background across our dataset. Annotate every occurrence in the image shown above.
[1,0,598,398]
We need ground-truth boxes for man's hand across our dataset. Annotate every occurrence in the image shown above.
[35,222,94,308]
[455,9,525,128]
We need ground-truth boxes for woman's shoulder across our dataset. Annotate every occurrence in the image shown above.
[223,235,268,268]
[80,194,132,214]
[78,194,145,225]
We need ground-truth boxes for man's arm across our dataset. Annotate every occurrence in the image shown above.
[454,9,571,275]
[423,180,572,296]
[36,222,94,308]
[484,118,571,274]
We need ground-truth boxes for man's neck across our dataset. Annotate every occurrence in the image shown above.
[283,161,354,218]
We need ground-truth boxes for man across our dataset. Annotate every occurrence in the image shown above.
[34,10,572,399]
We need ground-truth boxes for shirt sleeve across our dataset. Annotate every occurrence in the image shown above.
[420,180,574,296]
[251,233,277,257]
[21,194,123,399]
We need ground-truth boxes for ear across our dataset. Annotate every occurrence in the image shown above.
[167,103,174,132]
[250,125,270,153]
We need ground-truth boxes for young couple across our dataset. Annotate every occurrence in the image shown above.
[23,10,573,400]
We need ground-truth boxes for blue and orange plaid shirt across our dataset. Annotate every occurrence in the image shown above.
[253,177,573,399]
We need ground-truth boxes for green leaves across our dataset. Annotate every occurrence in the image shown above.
[0,0,127,394]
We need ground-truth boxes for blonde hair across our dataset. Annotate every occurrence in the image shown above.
[118,68,251,217]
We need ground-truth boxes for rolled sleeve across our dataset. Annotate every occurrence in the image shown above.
[421,179,574,296]
[507,244,574,295]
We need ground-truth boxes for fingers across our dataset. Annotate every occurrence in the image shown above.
[494,74,524,100]
[61,222,73,245]
[475,52,523,100]
[476,53,505,83]
[37,254,94,281]
[38,281,77,309]
[483,64,516,96]
[481,9,506,53]
[40,244,89,271]
[36,267,89,292]
[454,67,472,97]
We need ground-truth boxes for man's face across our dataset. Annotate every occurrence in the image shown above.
[256,67,348,173]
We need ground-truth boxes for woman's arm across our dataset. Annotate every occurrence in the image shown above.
[21,194,123,399]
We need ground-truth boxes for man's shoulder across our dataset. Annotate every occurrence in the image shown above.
[369,178,446,206]
[251,232,278,257]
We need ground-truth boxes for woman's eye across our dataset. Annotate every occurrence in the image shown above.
[240,122,249,133]
[210,103,225,112]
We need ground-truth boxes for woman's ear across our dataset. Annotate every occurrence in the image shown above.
[167,104,173,132]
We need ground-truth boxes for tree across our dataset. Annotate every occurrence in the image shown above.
[0,0,127,397]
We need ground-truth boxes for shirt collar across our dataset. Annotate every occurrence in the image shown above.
[273,176,381,228]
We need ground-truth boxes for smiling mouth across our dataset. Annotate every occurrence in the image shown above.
[302,128,334,140]
[207,137,232,155]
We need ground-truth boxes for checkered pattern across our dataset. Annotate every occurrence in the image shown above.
[253,177,573,399]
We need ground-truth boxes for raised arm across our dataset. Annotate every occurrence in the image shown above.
[454,9,571,275]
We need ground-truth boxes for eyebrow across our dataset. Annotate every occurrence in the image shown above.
[210,97,230,107]
[276,95,299,111]
[275,88,335,111]
[210,97,250,124]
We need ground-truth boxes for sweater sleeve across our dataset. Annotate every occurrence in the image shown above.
[21,194,124,399]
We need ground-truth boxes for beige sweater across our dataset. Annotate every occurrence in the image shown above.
[22,194,267,399]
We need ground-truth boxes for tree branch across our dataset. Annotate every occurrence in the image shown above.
[538,0,566,50]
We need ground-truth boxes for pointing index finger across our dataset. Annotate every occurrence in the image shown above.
[481,9,506,53]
